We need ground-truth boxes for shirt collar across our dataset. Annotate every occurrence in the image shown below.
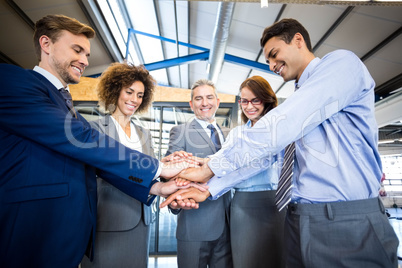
[33,66,70,91]
[194,117,217,129]
[295,57,320,90]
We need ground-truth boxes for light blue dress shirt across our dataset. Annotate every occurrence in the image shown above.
[207,120,280,197]
[207,50,382,203]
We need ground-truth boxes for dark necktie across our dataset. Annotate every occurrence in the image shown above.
[207,124,221,152]
[275,142,296,211]
[59,87,77,118]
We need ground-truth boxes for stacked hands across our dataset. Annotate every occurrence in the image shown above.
[150,151,214,210]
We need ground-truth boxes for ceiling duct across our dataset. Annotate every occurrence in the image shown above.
[207,2,235,84]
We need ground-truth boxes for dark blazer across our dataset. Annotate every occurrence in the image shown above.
[0,64,159,268]
[166,119,231,241]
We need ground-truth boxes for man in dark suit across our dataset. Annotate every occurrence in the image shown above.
[166,79,233,268]
[0,14,193,268]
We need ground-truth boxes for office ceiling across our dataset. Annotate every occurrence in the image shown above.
[1,0,401,154]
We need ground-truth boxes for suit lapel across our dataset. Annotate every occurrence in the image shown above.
[29,71,68,112]
[29,70,87,123]
[191,119,217,152]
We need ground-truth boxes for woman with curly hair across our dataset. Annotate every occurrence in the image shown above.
[81,62,156,268]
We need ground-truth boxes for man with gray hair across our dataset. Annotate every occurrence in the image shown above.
[166,79,233,268]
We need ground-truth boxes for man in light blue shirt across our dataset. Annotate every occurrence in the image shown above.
[162,18,399,267]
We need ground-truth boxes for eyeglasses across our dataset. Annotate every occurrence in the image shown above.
[238,98,262,106]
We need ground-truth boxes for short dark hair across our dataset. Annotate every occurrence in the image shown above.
[239,76,277,124]
[260,18,312,52]
[33,14,95,61]
[97,63,156,114]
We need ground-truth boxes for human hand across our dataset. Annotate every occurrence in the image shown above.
[190,156,209,166]
[174,177,209,191]
[175,177,190,187]
[160,187,211,208]
[177,161,214,183]
[168,198,199,210]
[150,178,207,196]
[150,180,205,209]
[163,180,209,210]
[159,159,200,180]
[161,151,193,164]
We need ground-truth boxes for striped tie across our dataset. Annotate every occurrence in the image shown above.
[275,142,296,211]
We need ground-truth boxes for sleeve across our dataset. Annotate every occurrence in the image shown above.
[0,64,159,204]
[167,206,181,215]
[207,154,274,199]
[208,50,375,177]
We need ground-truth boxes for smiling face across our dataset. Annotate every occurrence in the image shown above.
[263,35,305,83]
[240,86,264,126]
[40,30,90,86]
[190,84,220,123]
[114,81,145,118]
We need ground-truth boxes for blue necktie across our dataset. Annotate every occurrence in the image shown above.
[207,124,221,152]
[59,87,77,118]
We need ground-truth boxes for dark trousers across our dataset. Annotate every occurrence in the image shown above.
[230,190,285,268]
[177,222,232,268]
[284,197,399,268]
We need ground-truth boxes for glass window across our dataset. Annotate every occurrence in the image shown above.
[75,101,236,254]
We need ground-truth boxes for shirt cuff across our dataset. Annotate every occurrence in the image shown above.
[206,176,227,200]
[168,206,181,215]
[146,180,159,205]
[207,155,236,177]
[147,162,162,205]
[153,161,163,180]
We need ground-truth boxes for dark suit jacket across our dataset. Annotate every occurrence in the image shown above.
[166,119,231,241]
[0,64,159,268]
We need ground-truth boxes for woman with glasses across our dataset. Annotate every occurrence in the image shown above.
[230,76,285,267]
